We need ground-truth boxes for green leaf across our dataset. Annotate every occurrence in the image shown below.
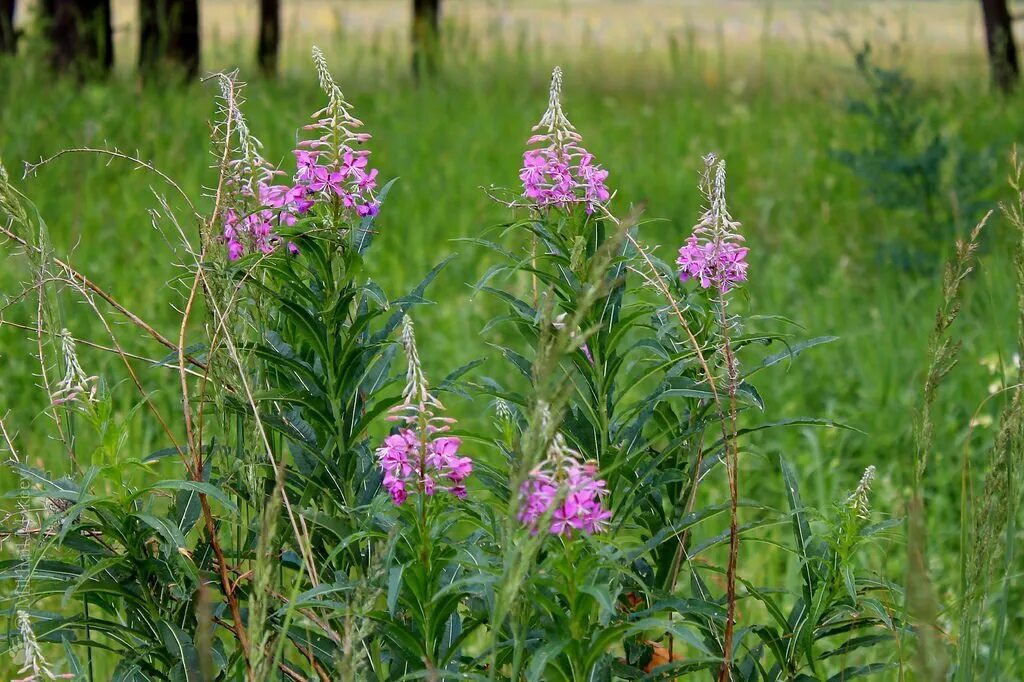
[132,513,187,549]
[819,634,892,660]
[135,480,237,514]
[526,635,568,681]
[63,640,84,680]
[355,177,398,253]
[437,358,487,393]
[172,487,202,536]
[111,661,150,682]
[60,556,125,608]
[151,343,208,369]
[281,626,336,666]
[158,622,202,682]
[275,297,329,360]
[490,344,533,380]
[142,446,186,464]
[827,663,893,681]
[737,381,765,411]
[779,455,816,607]
[277,582,354,614]
[378,618,426,662]
[656,376,764,410]
[743,336,839,379]
[388,564,404,617]
[481,286,537,320]
[375,255,456,342]
[580,584,618,626]
[700,418,863,478]
[7,462,79,500]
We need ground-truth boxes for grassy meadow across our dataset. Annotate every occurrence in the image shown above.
[1,1,1023,678]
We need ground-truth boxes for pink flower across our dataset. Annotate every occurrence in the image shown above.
[221,51,385,261]
[294,150,320,182]
[430,436,459,459]
[223,209,239,240]
[306,165,331,193]
[518,435,611,538]
[430,437,473,483]
[676,155,748,293]
[286,184,312,213]
[259,183,290,208]
[357,167,378,193]
[383,474,408,505]
[515,68,612,214]
[520,151,548,186]
[289,146,380,222]
[374,319,473,506]
[326,171,349,196]
[340,151,368,178]
[376,429,472,505]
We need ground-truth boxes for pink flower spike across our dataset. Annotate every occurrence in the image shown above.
[518,429,611,538]
[676,154,748,293]
[373,317,472,505]
[515,67,612,214]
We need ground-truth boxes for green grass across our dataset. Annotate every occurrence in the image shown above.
[1,29,1022,677]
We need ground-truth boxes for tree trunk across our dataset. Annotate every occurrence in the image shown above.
[0,0,15,55]
[411,0,440,80]
[138,0,200,82]
[138,0,161,75]
[41,0,113,76]
[980,0,1019,92]
[257,0,280,78]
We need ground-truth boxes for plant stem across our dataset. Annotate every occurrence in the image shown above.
[716,297,741,682]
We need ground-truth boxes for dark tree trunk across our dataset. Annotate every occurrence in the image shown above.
[0,0,15,55]
[411,0,440,80]
[138,0,161,75]
[138,0,200,82]
[257,0,280,78]
[980,0,1019,92]
[41,0,113,76]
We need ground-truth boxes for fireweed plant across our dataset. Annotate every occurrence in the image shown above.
[0,55,907,681]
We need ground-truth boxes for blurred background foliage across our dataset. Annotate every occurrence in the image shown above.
[1,0,1023,678]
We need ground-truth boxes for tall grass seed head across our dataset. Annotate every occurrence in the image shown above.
[846,465,876,520]
[12,610,72,681]
[51,329,98,406]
